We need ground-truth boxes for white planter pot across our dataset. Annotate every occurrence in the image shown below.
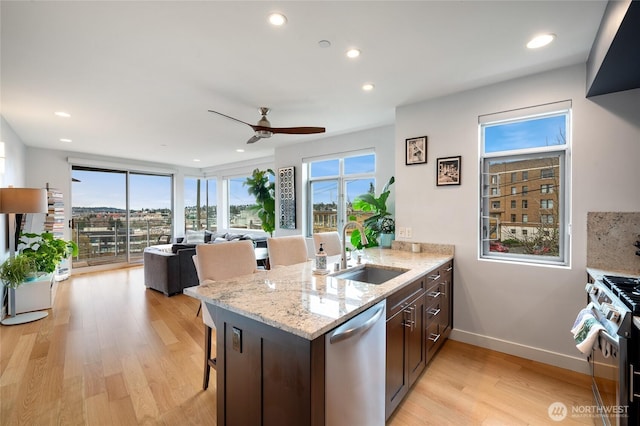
[13,273,55,314]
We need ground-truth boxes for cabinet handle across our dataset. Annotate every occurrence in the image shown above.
[428,307,441,317]
[427,291,441,298]
[446,266,453,272]
[403,306,416,331]
[428,274,441,281]
[428,333,441,343]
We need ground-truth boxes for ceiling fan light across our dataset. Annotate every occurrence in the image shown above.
[256,130,272,138]
[269,13,287,26]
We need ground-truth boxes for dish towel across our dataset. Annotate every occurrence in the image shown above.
[571,307,605,354]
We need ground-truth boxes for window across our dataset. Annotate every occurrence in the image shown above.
[492,188,499,196]
[307,152,376,235]
[184,178,217,232]
[72,166,173,268]
[492,201,501,209]
[480,102,570,264]
[541,184,554,194]
[228,175,267,230]
[510,172,517,183]
[541,214,554,224]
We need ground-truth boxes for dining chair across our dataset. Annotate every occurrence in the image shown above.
[193,240,258,390]
[313,231,342,256]
[267,235,309,267]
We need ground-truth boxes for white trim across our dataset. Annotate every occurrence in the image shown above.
[450,329,590,375]
[67,156,176,175]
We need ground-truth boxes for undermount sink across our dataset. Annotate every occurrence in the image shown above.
[331,264,409,285]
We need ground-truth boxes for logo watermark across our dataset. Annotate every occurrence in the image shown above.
[548,402,629,421]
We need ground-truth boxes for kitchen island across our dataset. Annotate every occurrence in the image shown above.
[185,243,453,425]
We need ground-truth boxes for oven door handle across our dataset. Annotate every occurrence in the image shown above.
[597,329,620,348]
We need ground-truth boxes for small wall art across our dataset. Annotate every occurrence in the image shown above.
[436,156,461,186]
[278,166,296,229]
[405,136,427,165]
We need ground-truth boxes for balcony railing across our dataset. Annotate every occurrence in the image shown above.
[72,219,172,267]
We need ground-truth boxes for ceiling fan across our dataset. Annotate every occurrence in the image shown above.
[208,107,326,144]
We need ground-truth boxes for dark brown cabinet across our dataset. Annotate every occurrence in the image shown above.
[425,260,453,362]
[385,259,454,420]
[385,277,426,419]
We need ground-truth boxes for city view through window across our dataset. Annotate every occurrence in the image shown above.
[71,167,172,268]
[481,111,568,262]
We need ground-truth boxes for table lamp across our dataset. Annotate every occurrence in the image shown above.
[0,187,48,325]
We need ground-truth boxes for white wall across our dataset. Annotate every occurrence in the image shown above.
[274,125,395,236]
[0,116,28,261]
[395,64,640,372]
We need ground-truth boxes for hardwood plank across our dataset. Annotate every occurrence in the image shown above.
[0,266,596,425]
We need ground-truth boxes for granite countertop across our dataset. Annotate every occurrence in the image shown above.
[184,246,453,340]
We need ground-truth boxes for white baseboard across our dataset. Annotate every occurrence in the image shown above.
[450,329,591,375]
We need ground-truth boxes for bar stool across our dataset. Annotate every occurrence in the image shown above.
[267,235,309,267]
[193,240,258,390]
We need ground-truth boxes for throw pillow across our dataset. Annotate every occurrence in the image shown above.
[184,230,205,244]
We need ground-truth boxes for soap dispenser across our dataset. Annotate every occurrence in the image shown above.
[316,243,327,271]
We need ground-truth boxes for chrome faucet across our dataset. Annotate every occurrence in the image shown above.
[341,221,368,269]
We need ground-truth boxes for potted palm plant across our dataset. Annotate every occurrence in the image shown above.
[349,176,395,249]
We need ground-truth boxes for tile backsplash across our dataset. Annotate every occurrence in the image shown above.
[587,212,640,275]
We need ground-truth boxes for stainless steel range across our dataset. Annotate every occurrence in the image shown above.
[584,274,640,426]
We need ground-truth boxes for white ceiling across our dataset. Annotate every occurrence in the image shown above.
[1,1,607,169]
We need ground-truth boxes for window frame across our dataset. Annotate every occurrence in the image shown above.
[305,150,376,236]
[479,103,571,266]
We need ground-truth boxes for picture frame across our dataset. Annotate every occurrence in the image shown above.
[405,136,427,165]
[436,156,461,186]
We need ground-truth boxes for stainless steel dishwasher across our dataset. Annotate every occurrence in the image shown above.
[325,299,386,426]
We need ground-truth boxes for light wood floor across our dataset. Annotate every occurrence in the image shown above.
[1,266,596,425]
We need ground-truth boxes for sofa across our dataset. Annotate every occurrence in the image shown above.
[143,230,267,296]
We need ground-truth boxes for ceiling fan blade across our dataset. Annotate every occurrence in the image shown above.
[256,126,326,135]
[208,110,255,128]
[246,135,262,144]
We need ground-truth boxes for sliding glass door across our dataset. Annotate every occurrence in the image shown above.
[71,166,172,268]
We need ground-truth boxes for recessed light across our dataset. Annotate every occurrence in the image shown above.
[59,138,72,143]
[346,49,361,58]
[236,149,245,153]
[527,33,556,49]
[318,40,331,48]
[362,83,375,91]
[268,13,287,26]
[54,111,71,118]
[193,159,201,162]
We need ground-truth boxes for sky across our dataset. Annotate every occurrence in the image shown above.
[484,114,566,153]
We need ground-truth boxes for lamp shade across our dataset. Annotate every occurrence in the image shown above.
[0,187,48,213]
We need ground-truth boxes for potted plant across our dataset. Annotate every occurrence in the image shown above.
[0,254,37,289]
[349,176,395,249]
[19,232,79,275]
[244,168,276,236]
[379,217,396,248]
